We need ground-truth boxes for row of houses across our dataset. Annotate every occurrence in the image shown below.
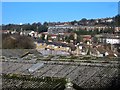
[1,29,120,53]
[1,25,120,38]
[47,17,114,26]
[1,29,120,45]
[34,38,119,57]
[1,30,38,37]
[35,40,73,52]
[47,25,120,34]
[96,34,120,44]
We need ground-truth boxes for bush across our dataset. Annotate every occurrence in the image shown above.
[2,34,35,49]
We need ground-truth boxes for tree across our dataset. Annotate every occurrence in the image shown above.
[80,18,87,25]
[92,37,98,43]
[57,34,61,41]
[81,18,87,22]
[41,34,45,40]
[65,36,70,43]
[38,25,48,33]
[46,34,50,40]
[71,20,78,25]
[2,36,16,49]
[43,22,48,26]
[114,15,120,26]
[69,34,74,40]
[87,46,91,55]
[76,35,82,42]
[2,34,35,49]
[89,19,94,22]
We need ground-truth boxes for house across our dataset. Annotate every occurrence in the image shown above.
[97,34,120,44]
[89,47,100,57]
[46,42,71,52]
[0,30,10,34]
[35,39,71,54]
[35,40,47,50]
[115,27,120,32]
[38,43,71,56]
[73,44,87,56]
[105,18,113,23]
[51,34,57,39]
[106,38,120,44]
[81,35,92,42]
[48,26,69,34]
[48,25,80,34]
[20,30,31,36]
[20,30,38,37]
[28,31,38,37]
[95,45,118,57]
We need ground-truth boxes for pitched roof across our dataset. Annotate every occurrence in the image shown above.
[2,60,120,89]
[96,46,106,54]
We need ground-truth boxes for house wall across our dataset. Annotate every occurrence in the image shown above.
[35,42,71,52]
[106,38,120,44]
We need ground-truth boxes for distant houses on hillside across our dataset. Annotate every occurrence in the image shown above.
[1,16,120,57]
[96,34,120,44]
[34,38,119,57]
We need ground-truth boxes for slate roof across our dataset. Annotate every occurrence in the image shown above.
[36,40,69,48]
[2,49,41,58]
[96,46,106,54]
[2,60,120,89]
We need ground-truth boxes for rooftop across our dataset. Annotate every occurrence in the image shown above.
[1,59,120,89]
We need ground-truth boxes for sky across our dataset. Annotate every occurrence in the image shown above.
[2,2,118,25]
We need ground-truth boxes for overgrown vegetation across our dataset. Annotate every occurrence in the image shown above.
[2,34,35,49]
[2,74,66,83]
[2,74,67,90]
